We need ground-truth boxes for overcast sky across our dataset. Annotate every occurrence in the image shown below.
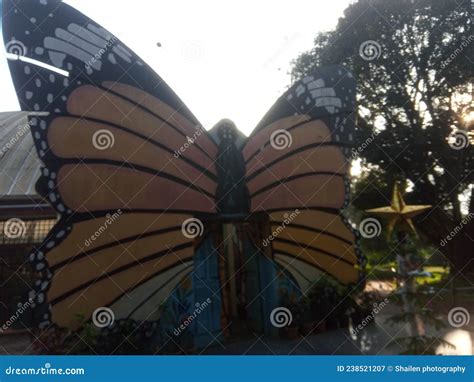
[0,0,352,134]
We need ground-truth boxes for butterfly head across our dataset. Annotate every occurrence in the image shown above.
[216,119,238,144]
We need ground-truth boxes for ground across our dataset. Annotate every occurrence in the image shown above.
[2,277,473,355]
[1,310,472,355]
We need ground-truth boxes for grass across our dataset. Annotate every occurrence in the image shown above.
[366,263,449,285]
[415,266,449,286]
[365,262,397,280]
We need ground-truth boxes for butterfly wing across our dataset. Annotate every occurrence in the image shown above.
[243,65,362,291]
[3,0,217,329]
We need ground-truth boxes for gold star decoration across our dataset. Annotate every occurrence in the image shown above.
[365,183,431,238]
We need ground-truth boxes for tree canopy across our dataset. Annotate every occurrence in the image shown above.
[292,0,473,272]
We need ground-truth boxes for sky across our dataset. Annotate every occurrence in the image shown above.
[0,0,352,135]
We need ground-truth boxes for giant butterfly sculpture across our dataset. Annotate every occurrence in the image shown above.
[3,0,362,332]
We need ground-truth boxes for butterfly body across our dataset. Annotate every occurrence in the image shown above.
[215,120,251,215]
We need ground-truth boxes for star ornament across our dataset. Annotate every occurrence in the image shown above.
[365,183,431,238]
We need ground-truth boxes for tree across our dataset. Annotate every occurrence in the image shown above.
[292,0,474,274]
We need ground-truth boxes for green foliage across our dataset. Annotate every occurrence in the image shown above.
[385,293,453,355]
[384,258,451,354]
[306,275,357,322]
[365,261,397,281]
[33,316,155,355]
[292,0,473,272]
[389,335,454,355]
[280,290,302,327]
[388,307,446,331]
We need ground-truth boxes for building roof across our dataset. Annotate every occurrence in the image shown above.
[0,111,42,198]
[0,111,55,219]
